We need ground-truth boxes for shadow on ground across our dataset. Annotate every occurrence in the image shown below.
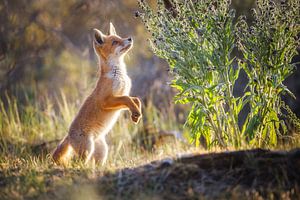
[37,148,300,200]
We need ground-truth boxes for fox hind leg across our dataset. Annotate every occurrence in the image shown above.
[52,136,73,165]
[92,137,108,166]
[72,135,95,164]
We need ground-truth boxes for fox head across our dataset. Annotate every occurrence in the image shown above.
[93,23,133,62]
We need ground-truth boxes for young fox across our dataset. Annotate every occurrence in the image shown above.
[52,23,142,165]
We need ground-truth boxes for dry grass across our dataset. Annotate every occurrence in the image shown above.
[0,92,189,199]
[1,147,299,200]
[0,93,300,200]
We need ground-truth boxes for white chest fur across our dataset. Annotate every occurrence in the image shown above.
[106,58,132,96]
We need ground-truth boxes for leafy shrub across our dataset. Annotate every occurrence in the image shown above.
[137,0,300,148]
[236,0,300,146]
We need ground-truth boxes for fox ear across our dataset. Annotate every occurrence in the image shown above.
[93,28,105,45]
[108,22,117,35]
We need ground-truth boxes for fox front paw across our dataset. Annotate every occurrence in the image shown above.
[131,111,141,124]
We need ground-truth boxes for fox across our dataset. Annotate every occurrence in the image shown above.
[52,22,142,166]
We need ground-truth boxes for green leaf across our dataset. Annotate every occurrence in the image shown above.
[279,84,296,99]
[269,123,277,146]
[244,114,261,140]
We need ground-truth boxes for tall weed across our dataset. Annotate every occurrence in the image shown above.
[138,0,300,148]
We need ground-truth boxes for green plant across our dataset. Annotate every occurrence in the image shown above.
[236,0,300,146]
[137,0,300,148]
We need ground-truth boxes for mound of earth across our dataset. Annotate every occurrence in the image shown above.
[96,148,300,199]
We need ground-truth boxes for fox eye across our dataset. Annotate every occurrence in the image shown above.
[112,40,118,46]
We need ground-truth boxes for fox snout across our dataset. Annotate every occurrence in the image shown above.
[121,37,133,53]
[126,37,133,47]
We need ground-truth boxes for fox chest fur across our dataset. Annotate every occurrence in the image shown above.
[106,65,131,96]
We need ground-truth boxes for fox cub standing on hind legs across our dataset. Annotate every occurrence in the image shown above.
[52,22,142,166]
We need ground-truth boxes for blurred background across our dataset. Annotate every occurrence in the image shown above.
[0,0,166,100]
[0,0,299,147]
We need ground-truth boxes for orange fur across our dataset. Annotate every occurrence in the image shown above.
[52,23,142,165]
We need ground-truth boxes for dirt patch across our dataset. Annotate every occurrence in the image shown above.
[96,149,300,199]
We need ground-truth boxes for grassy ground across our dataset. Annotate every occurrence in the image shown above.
[1,94,300,200]
[1,146,300,200]
[0,93,189,199]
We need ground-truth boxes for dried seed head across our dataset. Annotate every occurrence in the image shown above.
[229,9,235,18]
[135,11,140,18]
